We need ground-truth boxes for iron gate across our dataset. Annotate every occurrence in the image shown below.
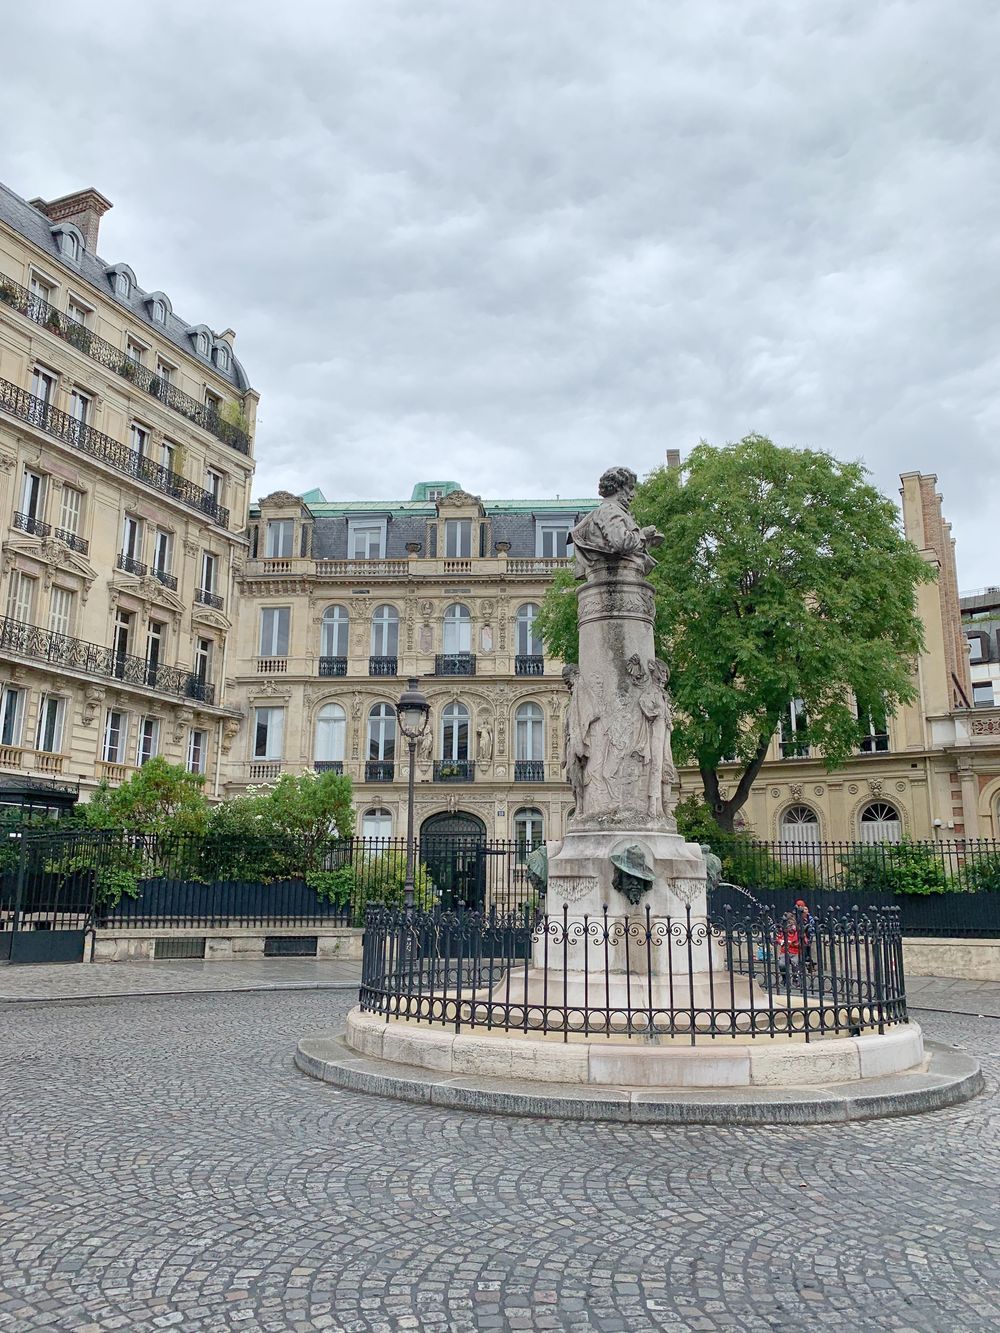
[0,834,96,963]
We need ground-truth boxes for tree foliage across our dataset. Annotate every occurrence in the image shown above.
[82,756,211,838]
[539,434,935,831]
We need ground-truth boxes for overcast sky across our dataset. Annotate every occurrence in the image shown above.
[2,1,998,584]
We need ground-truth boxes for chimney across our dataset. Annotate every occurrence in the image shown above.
[29,188,113,252]
[665,449,682,470]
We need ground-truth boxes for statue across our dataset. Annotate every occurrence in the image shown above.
[570,466,663,578]
[476,719,493,762]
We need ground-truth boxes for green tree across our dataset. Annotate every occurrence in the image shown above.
[83,756,211,837]
[538,435,934,833]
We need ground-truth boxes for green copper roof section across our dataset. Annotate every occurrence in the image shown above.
[410,481,461,501]
[249,483,598,519]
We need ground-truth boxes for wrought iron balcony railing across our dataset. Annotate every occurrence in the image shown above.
[0,377,229,527]
[116,552,147,576]
[319,656,348,677]
[365,760,395,782]
[433,759,475,782]
[195,588,224,610]
[0,273,251,455]
[0,614,216,705]
[55,527,88,555]
[369,655,398,676]
[434,653,476,676]
[515,654,544,676]
[13,511,49,538]
[152,567,178,591]
[314,760,344,774]
[514,760,545,782]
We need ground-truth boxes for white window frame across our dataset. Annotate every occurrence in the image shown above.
[514,807,544,858]
[114,271,131,299]
[367,703,397,761]
[515,702,544,761]
[187,728,207,774]
[321,605,349,658]
[1,686,25,747]
[266,519,294,558]
[48,587,74,638]
[67,297,91,327]
[21,469,45,520]
[68,389,90,426]
[36,695,66,754]
[103,709,128,763]
[516,603,542,657]
[348,518,386,559]
[122,514,142,561]
[314,704,347,763]
[362,808,393,838]
[201,551,218,594]
[7,570,36,623]
[259,607,290,657]
[443,603,472,655]
[58,486,83,537]
[153,529,173,575]
[441,701,470,760]
[136,717,159,766]
[30,366,55,406]
[194,637,213,684]
[444,518,472,558]
[536,521,572,558]
[29,274,54,304]
[205,468,224,504]
[370,605,399,657]
[253,706,285,760]
[129,422,149,458]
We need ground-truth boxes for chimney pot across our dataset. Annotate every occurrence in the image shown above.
[31,187,113,252]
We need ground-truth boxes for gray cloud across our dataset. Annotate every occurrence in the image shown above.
[2,0,998,582]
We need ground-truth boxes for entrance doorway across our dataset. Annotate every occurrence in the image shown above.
[420,811,487,910]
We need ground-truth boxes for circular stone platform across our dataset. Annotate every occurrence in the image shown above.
[295,1022,983,1126]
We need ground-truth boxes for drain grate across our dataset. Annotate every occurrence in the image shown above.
[154,936,207,960]
[264,935,318,957]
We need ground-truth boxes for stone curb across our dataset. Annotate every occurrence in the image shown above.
[294,1032,984,1126]
[0,980,361,1006]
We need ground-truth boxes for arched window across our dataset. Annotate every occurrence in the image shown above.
[859,802,902,844]
[514,807,543,859]
[321,604,349,659]
[370,605,399,657]
[362,807,392,838]
[215,345,230,371]
[314,703,346,764]
[152,299,166,325]
[516,603,542,657]
[114,271,131,299]
[197,331,209,356]
[367,702,396,760]
[441,701,470,760]
[443,603,472,655]
[779,804,820,845]
[515,702,544,760]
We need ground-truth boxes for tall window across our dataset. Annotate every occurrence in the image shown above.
[859,802,902,844]
[362,808,393,838]
[114,271,131,299]
[136,717,159,766]
[253,706,284,759]
[321,605,349,658]
[36,695,65,754]
[187,728,207,775]
[350,523,384,558]
[259,607,290,657]
[29,276,52,304]
[59,487,83,538]
[21,469,44,520]
[367,703,396,760]
[128,423,149,459]
[1,686,24,747]
[537,522,572,557]
[68,390,90,426]
[121,514,142,561]
[48,587,74,638]
[6,571,36,623]
[113,609,132,665]
[126,339,144,366]
[441,701,470,760]
[514,808,544,859]
[266,520,294,557]
[159,440,176,472]
[779,805,819,844]
[152,300,166,325]
[194,637,213,684]
[103,709,127,762]
[153,529,172,575]
[156,360,173,387]
[780,699,809,758]
[30,366,55,406]
[147,621,164,680]
[200,552,218,594]
[371,605,399,656]
[516,603,542,656]
[205,469,224,505]
[857,696,889,753]
[444,519,472,558]
[515,702,544,760]
[443,603,472,655]
[67,298,90,326]
[314,703,347,762]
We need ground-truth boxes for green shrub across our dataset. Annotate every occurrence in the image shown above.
[839,841,951,896]
[963,851,1000,894]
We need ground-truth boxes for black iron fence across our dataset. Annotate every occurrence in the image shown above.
[359,902,908,1043]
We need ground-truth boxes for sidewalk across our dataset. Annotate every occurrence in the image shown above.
[907,974,1000,1018]
[0,957,361,1003]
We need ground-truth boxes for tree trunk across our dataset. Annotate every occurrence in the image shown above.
[700,726,776,836]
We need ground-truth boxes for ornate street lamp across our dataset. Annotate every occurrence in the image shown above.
[396,677,430,910]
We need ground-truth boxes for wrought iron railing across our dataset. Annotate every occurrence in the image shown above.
[319,656,348,677]
[434,653,476,676]
[55,526,88,554]
[195,588,224,610]
[365,760,395,782]
[514,760,545,782]
[369,656,398,676]
[0,615,215,705]
[359,902,908,1043]
[13,511,48,538]
[152,567,178,591]
[0,273,251,455]
[314,760,344,774]
[515,655,544,676]
[0,376,230,527]
[116,552,147,576]
[433,759,475,783]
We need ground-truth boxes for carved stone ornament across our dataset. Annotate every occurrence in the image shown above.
[258,490,302,507]
[867,777,883,798]
[789,783,803,801]
[172,709,193,744]
[480,598,495,618]
[419,599,435,618]
[436,489,482,509]
[611,844,655,906]
[222,719,241,754]
[552,875,599,904]
[848,783,859,795]
[972,716,1000,735]
[0,451,16,472]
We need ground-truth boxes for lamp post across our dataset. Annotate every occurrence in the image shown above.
[396,677,430,911]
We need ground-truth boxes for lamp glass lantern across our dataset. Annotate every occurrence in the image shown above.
[397,678,430,741]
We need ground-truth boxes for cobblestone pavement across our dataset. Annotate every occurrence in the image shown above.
[0,991,998,1333]
[0,958,361,1003]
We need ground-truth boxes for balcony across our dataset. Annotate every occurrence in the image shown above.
[13,511,49,538]
[365,760,395,782]
[195,588,224,611]
[55,527,89,555]
[152,566,178,591]
[248,760,282,782]
[369,655,398,677]
[314,760,344,774]
[256,657,288,674]
[97,760,135,784]
[514,760,545,783]
[0,614,216,705]
[433,759,474,783]
[515,655,544,676]
[117,552,147,577]
[0,744,68,776]
[319,656,348,677]
[0,376,230,527]
[0,273,251,455]
[435,653,476,677]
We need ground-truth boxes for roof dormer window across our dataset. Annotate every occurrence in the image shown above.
[115,271,130,299]
[214,344,230,371]
[197,332,209,356]
[152,299,166,324]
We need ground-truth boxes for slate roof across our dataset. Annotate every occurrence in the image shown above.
[0,179,250,391]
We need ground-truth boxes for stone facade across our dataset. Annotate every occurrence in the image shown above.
[0,181,258,801]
